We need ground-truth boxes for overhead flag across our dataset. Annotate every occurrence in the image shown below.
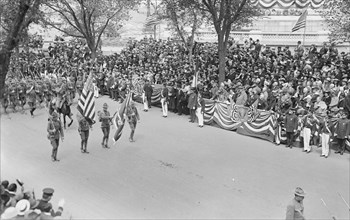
[292,9,308,32]
[77,73,96,124]
[113,92,132,142]
[145,14,161,27]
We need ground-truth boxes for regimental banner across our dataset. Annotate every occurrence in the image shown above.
[250,0,324,9]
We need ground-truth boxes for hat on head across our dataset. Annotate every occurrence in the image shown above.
[51,112,58,118]
[42,188,54,196]
[294,187,306,197]
[15,199,30,215]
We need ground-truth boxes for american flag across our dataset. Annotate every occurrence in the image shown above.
[77,73,96,124]
[113,92,132,142]
[292,9,308,32]
[145,14,161,27]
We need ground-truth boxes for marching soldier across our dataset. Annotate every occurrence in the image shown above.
[76,75,83,97]
[2,81,9,113]
[126,101,140,142]
[286,187,306,220]
[8,79,19,112]
[35,80,44,108]
[47,112,64,162]
[77,112,92,153]
[18,79,27,112]
[26,80,37,118]
[99,103,113,148]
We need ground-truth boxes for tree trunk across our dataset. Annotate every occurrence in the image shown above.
[218,33,226,84]
[0,51,11,99]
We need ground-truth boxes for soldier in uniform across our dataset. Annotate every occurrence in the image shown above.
[285,187,306,220]
[99,103,113,148]
[77,112,92,153]
[76,75,84,97]
[334,110,350,155]
[35,80,44,109]
[2,80,9,113]
[35,188,64,218]
[18,79,27,112]
[284,109,298,148]
[26,81,37,118]
[42,78,52,109]
[8,79,19,112]
[47,112,64,162]
[67,76,75,102]
[126,101,140,142]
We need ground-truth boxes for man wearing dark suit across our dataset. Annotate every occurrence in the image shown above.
[187,87,197,123]
[284,109,298,148]
[334,111,350,155]
[176,83,185,115]
[143,80,153,109]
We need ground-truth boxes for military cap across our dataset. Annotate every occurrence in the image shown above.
[42,188,54,196]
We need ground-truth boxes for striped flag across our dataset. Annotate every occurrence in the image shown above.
[113,92,132,142]
[292,9,308,32]
[145,14,161,27]
[77,73,96,124]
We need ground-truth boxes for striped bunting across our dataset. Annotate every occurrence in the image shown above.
[77,73,96,124]
[292,9,308,32]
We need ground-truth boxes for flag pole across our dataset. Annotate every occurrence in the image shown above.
[302,8,308,46]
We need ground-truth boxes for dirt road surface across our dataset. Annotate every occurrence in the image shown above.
[1,96,349,219]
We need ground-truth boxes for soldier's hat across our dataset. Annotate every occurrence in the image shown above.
[42,188,54,196]
[294,187,306,197]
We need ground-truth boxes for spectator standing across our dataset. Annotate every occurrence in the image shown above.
[196,92,205,128]
[334,110,350,155]
[160,82,169,118]
[188,87,197,123]
[284,109,298,148]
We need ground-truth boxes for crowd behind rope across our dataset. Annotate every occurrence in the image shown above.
[0,179,65,219]
[2,37,350,157]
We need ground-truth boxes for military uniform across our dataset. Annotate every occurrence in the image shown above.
[18,80,27,110]
[99,103,112,148]
[286,198,305,220]
[26,84,37,117]
[35,188,63,218]
[47,112,64,161]
[78,116,91,153]
[126,103,140,142]
[8,82,19,112]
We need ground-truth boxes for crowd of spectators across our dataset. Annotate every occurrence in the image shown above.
[0,179,65,219]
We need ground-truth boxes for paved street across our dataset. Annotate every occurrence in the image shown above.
[1,96,349,219]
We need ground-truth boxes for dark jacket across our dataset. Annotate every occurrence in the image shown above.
[187,92,197,109]
[284,114,298,132]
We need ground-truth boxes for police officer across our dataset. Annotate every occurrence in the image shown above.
[284,108,298,148]
[334,110,350,155]
[47,112,64,162]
